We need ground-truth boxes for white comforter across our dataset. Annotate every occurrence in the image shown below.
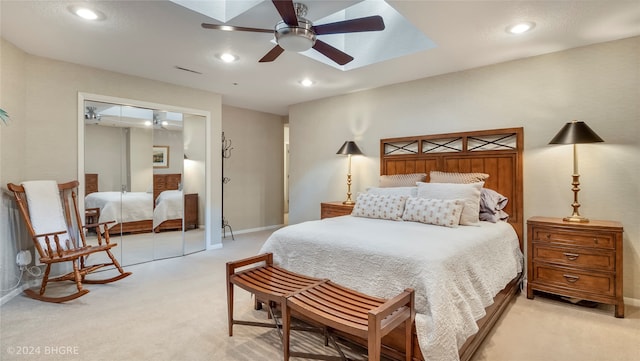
[85,191,153,225]
[153,190,183,228]
[259,216,523,361]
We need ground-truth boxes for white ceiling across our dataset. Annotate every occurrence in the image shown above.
[2,1,639,116]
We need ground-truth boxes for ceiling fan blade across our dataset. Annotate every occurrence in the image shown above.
[259,45,285,63]
[313,15,385,35]
[272,0,298,26]
[312,40,354,65]
[201,23,273,34]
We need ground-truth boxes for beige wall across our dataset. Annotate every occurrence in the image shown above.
[0,38,223,297]
[288,37,640,301]
[222,105,285,233]
[1,39,30,295]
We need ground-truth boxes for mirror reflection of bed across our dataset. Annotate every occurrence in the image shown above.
[84,172,202,261]
[82,97,206,267]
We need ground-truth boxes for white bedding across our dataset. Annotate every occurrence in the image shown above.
[85,191,153,226]
[153,190,183,229]
[259,216,523,361]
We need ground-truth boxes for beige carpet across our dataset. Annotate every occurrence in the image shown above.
[1,229,638,361]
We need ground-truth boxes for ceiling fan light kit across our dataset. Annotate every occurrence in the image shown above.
[275,19,316,52]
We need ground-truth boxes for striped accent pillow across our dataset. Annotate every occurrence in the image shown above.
[379,173,426,187]
[429,171,489,184]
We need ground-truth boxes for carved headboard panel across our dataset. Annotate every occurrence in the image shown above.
[153,173,181,204]
[380,128,524,245]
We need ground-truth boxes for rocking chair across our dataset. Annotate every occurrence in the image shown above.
[7,180,131,303]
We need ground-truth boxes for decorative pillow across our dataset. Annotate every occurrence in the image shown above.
[351,193,408,221]
[416,182,483,226]
[429,171,489,184]
[479,188,509,223]
[402,198,464,228]
[366,186,417,197]
[480,209,510,223]
[480,188,508,214]
[379,173,427,187]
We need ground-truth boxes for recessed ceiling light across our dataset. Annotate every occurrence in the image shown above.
[506,22,536,35]
[69,6,105,21]
[299,78,314,87]
[218,53,238,63]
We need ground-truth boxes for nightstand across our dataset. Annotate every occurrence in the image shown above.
[184,193,198,230]
[527,216,624,318]
[320,201,354,219]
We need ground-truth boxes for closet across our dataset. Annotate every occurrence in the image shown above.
[80,94,207,266]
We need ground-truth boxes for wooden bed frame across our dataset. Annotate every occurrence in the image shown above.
[84,173,184,233]
[377,127,524,361]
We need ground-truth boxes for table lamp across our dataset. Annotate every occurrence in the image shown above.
[336,141,363,205]
[548,120,604,222]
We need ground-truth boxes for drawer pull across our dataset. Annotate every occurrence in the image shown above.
[563,274,580,283]
[563,253,580,261]
[593,238,599,244]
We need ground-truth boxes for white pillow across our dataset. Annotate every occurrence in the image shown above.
[351,193,408,221]
[416,182,484,226]
[366,186,418,197]
[402,198,464,228]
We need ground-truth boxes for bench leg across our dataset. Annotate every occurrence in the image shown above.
[405,319,412,361]
[282,301,291,361]
[368,315,382,361]
[227,278,234,336]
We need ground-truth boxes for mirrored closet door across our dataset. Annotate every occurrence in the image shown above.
[82,96,206,266]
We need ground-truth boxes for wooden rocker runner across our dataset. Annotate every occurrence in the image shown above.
[8,180,131,303]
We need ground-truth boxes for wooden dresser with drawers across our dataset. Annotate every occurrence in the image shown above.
[526,216,624,317]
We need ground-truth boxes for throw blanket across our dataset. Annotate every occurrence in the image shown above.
[22,180,72,251]
[260,216,523,361]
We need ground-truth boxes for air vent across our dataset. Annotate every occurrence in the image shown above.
[174,66,202,75]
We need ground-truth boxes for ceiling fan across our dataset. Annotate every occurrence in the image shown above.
[85,106,101,121]
[201,0,385,65]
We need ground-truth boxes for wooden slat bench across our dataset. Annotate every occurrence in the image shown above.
[285,281,415,361]
[226,253,327,349]
[227,253,415,361]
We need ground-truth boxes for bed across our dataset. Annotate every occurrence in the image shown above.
[152,174,184,232]
[84,173,185,233]
[153,188,184,232]
[259,127,524,361]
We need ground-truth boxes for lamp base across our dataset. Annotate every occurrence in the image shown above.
[563,215,589,223]
[342,200,355,205]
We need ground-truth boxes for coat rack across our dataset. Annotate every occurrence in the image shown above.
[222,131,234,240]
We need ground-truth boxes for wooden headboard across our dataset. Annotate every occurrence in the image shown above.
[153,173,181,203]
[85,173,98,195]
[380,127,524,246]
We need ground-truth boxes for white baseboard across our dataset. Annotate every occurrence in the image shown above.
[624,296,640,307]
[226,224,284,237]
[0,279,38,305]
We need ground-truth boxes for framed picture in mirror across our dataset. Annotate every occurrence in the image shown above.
[153,146,169,168]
